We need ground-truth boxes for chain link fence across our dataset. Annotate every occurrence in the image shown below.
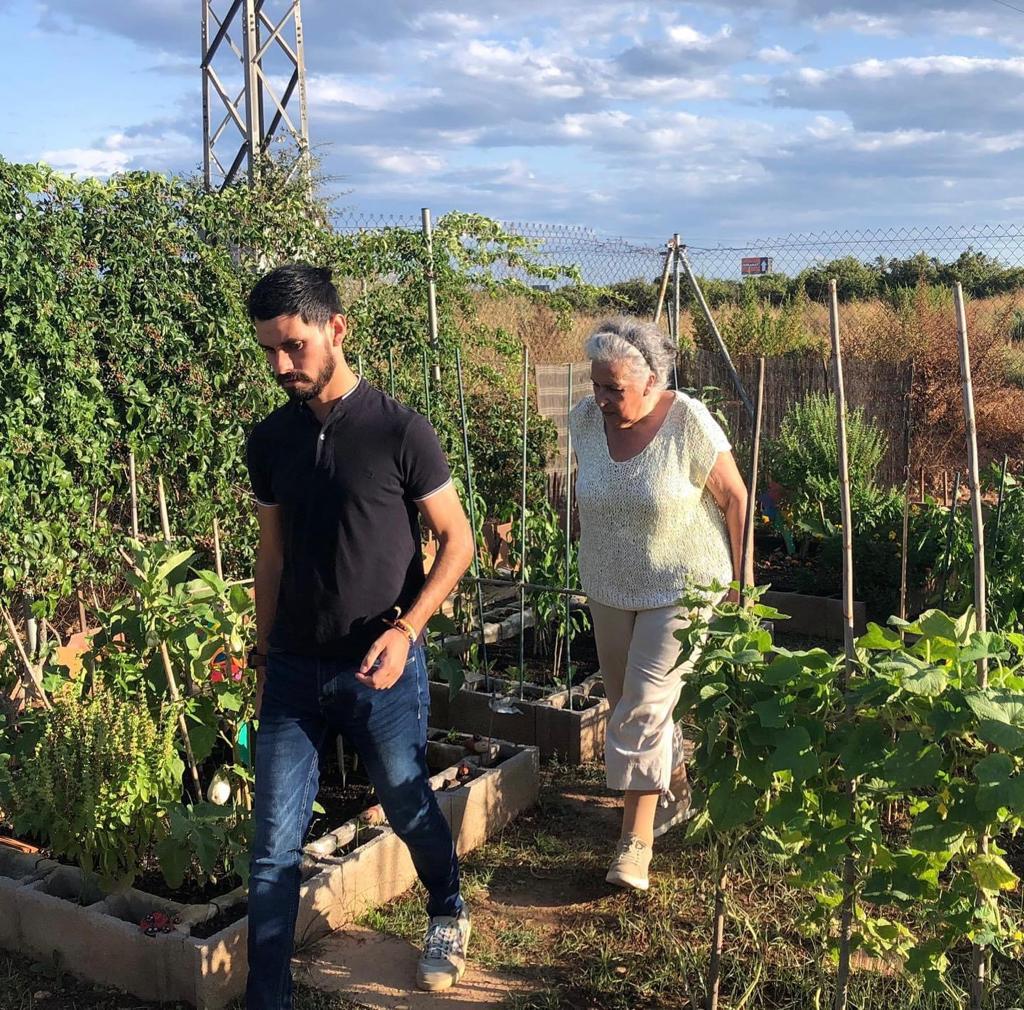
[336,213,1024,289]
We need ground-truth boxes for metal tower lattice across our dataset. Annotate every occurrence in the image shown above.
[201,0,309,189]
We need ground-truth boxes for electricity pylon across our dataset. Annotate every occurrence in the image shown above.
[201,0,309,189]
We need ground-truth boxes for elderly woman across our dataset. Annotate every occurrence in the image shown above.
[568,316,751,892]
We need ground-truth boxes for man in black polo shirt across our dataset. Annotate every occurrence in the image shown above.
[243,264,475,1009]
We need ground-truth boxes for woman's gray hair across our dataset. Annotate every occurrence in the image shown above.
[584,316,675,391]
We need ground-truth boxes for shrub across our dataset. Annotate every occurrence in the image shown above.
[765,391,889,530]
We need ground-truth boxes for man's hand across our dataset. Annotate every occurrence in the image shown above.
[356,628,412,689]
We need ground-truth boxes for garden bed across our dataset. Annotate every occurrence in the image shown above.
[0,735,539,1008]
[429,672,609,764]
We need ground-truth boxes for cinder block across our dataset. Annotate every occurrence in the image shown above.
[0,738,540,1009]
[0,877,22,947]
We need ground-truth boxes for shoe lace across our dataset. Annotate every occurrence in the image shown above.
[618,835,647,860]
[424,920,459,961]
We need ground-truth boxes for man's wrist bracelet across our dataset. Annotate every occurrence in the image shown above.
[385,610,418,643]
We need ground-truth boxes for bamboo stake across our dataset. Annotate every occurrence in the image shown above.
[157,476,172,542]
[955,282,990,1010]
[739,358,765,607]
[563,363,574,698]
[128,451,140,539]
[672,235,681,389]
[455,346,490,688]
[422,208,442,382]
[518,344,529,701]
[652,239,674,325]
[829,279,856,1010]
[0,605,50,710]
[212,518,225,580]
[421,345,433,425]
[76,589,88,635]
[899,364,914,627]
[677,243,755,420]
[160,642,204,802]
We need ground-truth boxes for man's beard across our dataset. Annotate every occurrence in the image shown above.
[280,354,336,402]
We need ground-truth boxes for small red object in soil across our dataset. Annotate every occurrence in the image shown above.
[139,911,175,937]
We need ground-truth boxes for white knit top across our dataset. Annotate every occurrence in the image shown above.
[569,391,734,610]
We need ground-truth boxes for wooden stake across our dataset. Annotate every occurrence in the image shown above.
[918,466,925,503]
[829,282,856,669]
[955,282,990,1010]
[677,242,755,420]
[0,605,51,710]
[160,642,204,803]
[829,279,856,1010]
[76,589,88,635]
[653,239,674,325]
[157,476,172,543]
[739,357,765,606]
[128,451,140,539]
[899,364,914,627]
[954,284,987,670]
[212,518,225,580]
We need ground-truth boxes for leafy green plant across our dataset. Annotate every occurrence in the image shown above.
[156,799,251,890]
[0,680,182,890]
[677,587,1024,1002]
[766,391,891,532]
[0,154,575,630]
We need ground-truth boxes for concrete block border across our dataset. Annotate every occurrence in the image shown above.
[0,736,539,1008]
[429,673,609,764]
[761,590,867,639]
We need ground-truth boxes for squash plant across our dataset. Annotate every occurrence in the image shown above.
[677,587,1024,1002]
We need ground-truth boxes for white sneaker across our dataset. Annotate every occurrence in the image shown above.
[605,833,652,891]
[416,906,471,991]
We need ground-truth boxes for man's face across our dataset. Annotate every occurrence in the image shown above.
[255,313,344,402]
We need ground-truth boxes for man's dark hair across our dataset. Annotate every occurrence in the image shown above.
[248,263,343,325]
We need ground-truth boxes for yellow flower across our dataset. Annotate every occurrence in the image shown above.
[762,515,770,524]
[888,531,897,541]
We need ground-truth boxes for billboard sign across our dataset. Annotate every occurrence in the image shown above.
[741,256,772,276]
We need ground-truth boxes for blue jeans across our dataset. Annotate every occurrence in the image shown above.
[245,645,462,1010]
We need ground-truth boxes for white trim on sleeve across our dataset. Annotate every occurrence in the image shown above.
[412,477,453,503]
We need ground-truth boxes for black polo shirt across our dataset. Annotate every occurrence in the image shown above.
[245,379,452,661]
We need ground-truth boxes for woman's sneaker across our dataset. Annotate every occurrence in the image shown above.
[416,906,472,991]
[605,833,652,891]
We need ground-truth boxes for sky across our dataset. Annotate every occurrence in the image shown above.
[3,1,1024,245]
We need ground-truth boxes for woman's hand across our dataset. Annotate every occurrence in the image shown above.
[705,451,754,593]
[356,628,412,689]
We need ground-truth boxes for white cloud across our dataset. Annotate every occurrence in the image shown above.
[757,45,798,63]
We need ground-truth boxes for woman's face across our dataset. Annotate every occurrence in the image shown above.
[591,358,655,424]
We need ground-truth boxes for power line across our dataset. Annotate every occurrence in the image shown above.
[991,0,1024,15]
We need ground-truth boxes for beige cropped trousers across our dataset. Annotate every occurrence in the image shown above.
[589,599,698,793]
